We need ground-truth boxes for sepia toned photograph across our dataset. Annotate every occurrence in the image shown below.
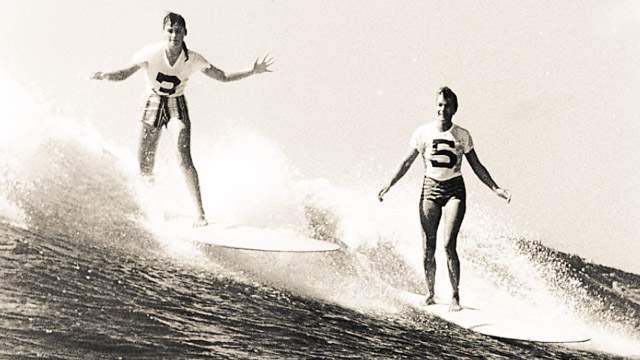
[1,1,639,359]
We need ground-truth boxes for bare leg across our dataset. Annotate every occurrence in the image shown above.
[420,198,442,305]
[442,198,466,311]
[138,123,162,179]
[172,121,207,226]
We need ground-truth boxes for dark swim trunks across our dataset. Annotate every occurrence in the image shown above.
[420,175,466,207]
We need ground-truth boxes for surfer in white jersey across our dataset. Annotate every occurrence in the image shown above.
[378,87,511,311]
[91,12,273,227]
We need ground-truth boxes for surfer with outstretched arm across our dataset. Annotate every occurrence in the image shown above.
[91,12,273,227]
[378,87,511,311]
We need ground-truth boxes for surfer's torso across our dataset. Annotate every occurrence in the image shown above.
[132,42,210,97]
[410,122,474,181]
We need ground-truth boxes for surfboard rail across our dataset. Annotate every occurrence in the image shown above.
[151,218,341,253]
[400,291,590,343]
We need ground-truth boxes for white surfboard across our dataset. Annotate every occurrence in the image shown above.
[400,291,590,343]
[154,218,341,253]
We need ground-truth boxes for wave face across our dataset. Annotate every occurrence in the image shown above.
[1,74,639,359]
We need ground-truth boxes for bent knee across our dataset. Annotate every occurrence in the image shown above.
[424,247,436,259]
[445,244,459,259]
[177,154,194,169]
[139,161,154,177]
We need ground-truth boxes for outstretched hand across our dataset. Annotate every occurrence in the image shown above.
[378,186,390,202]
[495,188,512,204]
[91,72,105,80]
[252,54,274,74]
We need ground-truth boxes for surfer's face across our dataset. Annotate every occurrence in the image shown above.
[164,24,186,47]
[436,94,455,122]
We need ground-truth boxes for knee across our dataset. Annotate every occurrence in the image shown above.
[139,157,153,176]
[424,246,436,260]
[423,233,437,258]
[445,243,458,260]
[177,150,194,169]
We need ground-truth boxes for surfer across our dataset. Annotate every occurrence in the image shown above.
[91,12,273,227]
[378,87,511,311]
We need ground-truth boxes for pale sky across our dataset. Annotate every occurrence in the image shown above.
[2,1,639,272]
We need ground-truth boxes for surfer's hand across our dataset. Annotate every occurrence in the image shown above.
[378,186,390,202]
[91,72,105,80]
[495,188,512,203]
[252,55,274,74]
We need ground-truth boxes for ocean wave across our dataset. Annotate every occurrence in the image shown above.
[1,70,638,357]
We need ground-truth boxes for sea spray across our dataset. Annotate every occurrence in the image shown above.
[1,70,638,357]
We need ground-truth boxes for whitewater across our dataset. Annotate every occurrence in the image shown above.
[1,73,639,359]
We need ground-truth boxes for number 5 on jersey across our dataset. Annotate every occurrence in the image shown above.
[430,139,457,168]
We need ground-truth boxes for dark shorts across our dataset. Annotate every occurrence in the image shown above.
[140,93,190,128]
[420,175,466,207]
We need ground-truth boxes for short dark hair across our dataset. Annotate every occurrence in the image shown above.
[163,12,187,32]
[163,12,190,62]
[438,86,458,114]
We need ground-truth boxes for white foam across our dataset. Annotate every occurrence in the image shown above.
[1,68,637,356]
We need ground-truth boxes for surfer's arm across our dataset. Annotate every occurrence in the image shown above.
[378,149,419,201]
[91,63,142,81]
[465,149,511,203]
[202,55,273,82]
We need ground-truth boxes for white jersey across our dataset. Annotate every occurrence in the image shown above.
[409,122,474,181]
[132,42,210,97]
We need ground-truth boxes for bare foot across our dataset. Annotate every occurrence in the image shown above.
[193,216,208,228]
[141,174,155,185]
[425,295,436,306]
[448,297,462,312]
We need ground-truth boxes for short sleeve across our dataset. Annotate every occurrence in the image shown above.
[131,49,145,65]
[189,51,210,72]
[464,130,474,153]
[130,44,155,66]
[409,127,422,153]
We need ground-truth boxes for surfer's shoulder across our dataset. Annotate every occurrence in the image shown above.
[414,121,437,133]
[132,42,164,62]
[451,123,472,137]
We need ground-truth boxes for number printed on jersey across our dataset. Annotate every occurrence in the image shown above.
[156,72,182,95]
[430,139,458,169]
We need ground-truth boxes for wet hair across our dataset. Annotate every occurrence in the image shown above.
[163,12,189,62]
[438,86,458,114]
